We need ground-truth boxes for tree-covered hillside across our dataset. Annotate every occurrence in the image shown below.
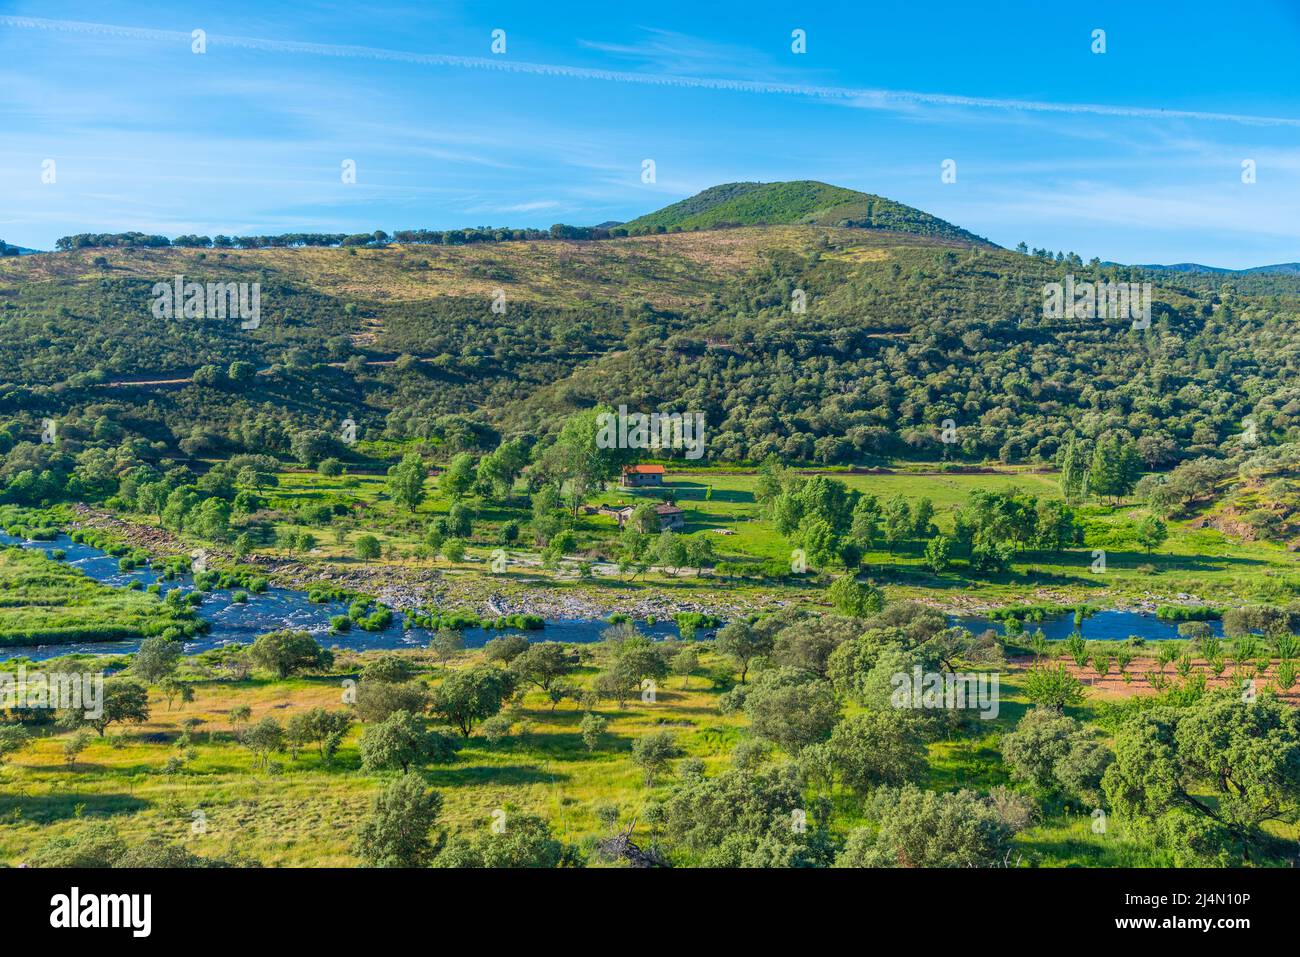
[622,180,990,244]
[2,210,1299,478]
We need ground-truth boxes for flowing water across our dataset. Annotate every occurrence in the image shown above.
[0,532,682,661]
[0,531,1211,662]
[956,610,1223,642]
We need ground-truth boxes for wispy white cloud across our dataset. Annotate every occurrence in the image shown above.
[5,15,1299,128]
[958,181,1300,241]
[470,199,562,213]
[576,26,783,78]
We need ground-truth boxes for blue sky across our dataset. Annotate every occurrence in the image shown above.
[1,1,1298,266]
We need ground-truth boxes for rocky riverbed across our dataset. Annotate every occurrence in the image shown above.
[68,506,785,620]
[67,507,1217,620]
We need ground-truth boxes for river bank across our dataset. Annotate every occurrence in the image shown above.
[68,506,792,621]
[1,523,1233,663]
[66,506,1221,624]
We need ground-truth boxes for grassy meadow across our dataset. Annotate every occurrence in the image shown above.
[4,639,1268,868]
[147,462,1300,617]
[0,547,193,646]
[4,460,1299,869]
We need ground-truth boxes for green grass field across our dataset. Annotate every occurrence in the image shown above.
[0,548,194,646]
[4,641,1291,867]
[184,464,1300,617]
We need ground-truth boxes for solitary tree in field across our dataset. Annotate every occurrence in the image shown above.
[354,534,381,563]
[133,634,182,683]
[0,724,32,767]
[355,773,443,868]
[240,717,284,769]
[358,710,452,772]
[632,731,680,786]
[924,535,952,573]
[881,497,912,552]
[1135,514,1168,554]
[430,628,464,664]
[440,453,477,501]
[828,575,884,619]
[508,642,571,694]
[431,667,516,736]
[159,676,194,710]
[715,621,772,683]
[63,730,92,768]
[385,452,427,513]
[286,708,351,763]
[685,535,714,575]
[250,630,332,679]
[672,647,699,688]
[653,531,688,576]
[579,712,607,752]
[475,438,527,501]
[74,679,151,737]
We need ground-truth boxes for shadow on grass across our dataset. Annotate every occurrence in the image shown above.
[61,761,176,777]
[867,546,1272,593]
[0,791,150,825]
[1020,834,1119,866]
[422,763,569,787]
[473,730,624,758]
[1091,550,1269,572]
[662,482,753,505]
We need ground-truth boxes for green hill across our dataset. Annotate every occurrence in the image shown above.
[3,212,1299,472]
[621,180,991,244]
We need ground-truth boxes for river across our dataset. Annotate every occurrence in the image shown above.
[0,531,1212,661]
[0,531,682,661]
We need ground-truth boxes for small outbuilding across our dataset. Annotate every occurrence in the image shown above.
[614,502,685,531]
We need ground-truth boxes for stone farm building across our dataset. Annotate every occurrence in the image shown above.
[621,464,665,487]
[605,502,685,531]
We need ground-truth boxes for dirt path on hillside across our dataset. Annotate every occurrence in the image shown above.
[97,357,435,389]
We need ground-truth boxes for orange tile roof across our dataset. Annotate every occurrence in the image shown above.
[624,464,665,474]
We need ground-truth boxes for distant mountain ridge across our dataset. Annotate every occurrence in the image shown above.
[0,240,41,256]
[621,180,992,246]
[1110,261,1300,276]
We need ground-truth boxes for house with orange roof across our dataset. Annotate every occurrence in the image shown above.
[621,463,665,487]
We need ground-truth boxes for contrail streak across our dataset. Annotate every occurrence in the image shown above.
[4,15,1300,128]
